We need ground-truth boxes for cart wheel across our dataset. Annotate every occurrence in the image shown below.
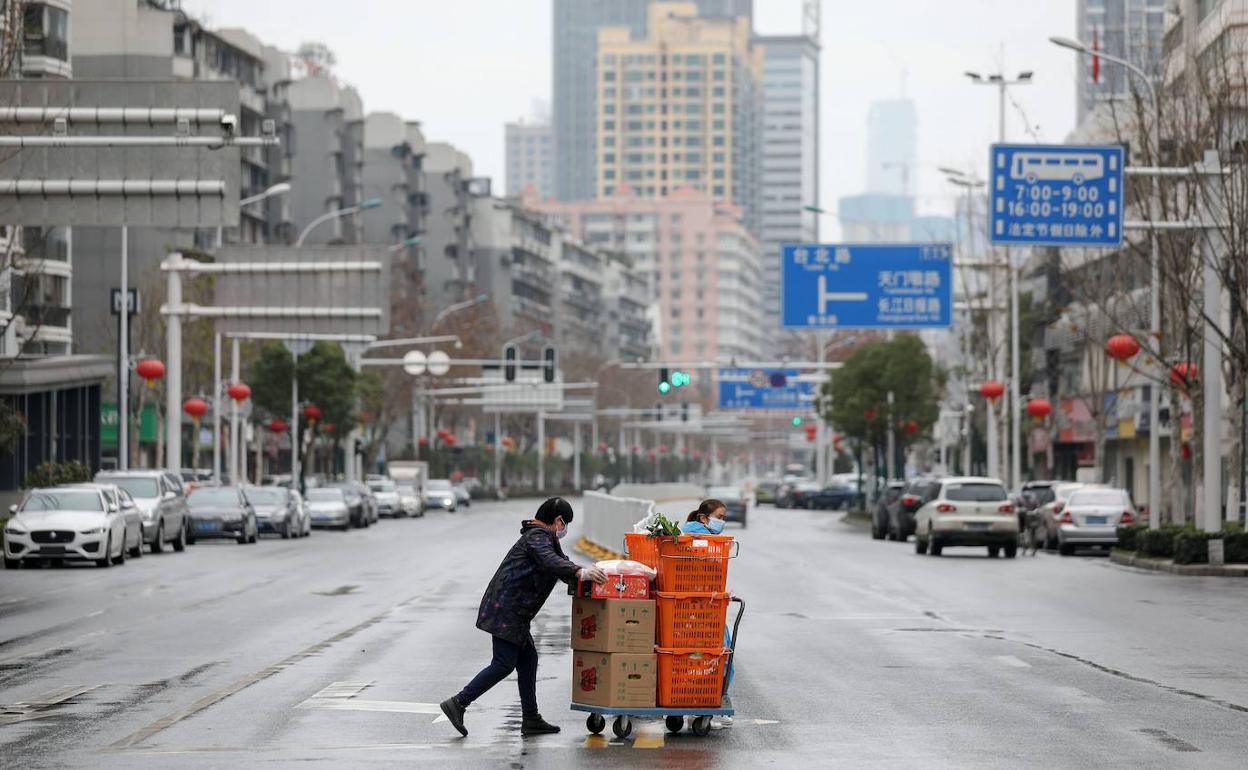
[586,713,606,735]
[612,715,633,739]
[665,715,685,733]
[692,715,712,736]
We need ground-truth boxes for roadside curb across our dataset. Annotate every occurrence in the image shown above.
[577,536,624,562]
[1109,550,1248,577]
[840,512,871,528]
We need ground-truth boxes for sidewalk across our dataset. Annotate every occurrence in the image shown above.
[1110,550,1248,577]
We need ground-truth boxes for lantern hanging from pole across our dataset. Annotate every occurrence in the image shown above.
[268,418,288,433]
[136,358,165,386]
[979,381,1005,401]
[1169,362,1198,388]
[227,382,251,402]
[597,441,609,453]
[1104,333,1141,361]
[303,404,322,424]
[1026,398,1052,419]
[905,419,919,435]
[863,408,878,420]
[183,397,208,420]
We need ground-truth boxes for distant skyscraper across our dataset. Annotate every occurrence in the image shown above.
[551,0,752,202]
[1075,0,1166,125]
[594,2,762,234]
[505,120,553,200]
[756,33,819,338]
[865,99,917,195]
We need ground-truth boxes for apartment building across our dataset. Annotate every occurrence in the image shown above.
[504,120,554,200]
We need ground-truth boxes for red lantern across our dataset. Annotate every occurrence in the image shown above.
[659,444,669,455]
[1026,398,1052,419]
[905,419,919,435]
[1181,442,1192,460]
[268,418,289,433]
[979,381,1005,401]
[303,403,322,423]
[227,382,251,402]
[183,397,208,419]
[1170,362,1198,388]
[444,434,456,446]
[418,436,429,446]
[863,408,878,420]
[1104,333,1141,361]
[323,422,335,433]
[597,441,609,452]
[136,358,165,385]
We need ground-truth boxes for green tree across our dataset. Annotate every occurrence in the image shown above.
[821,334,944,453]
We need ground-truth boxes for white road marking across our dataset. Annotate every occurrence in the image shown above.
[751,719,781,725]
[310,699,443,715]
[995,655,1032,668]
[303,681,372,701]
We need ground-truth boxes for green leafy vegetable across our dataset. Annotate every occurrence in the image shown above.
[646,513,681,538]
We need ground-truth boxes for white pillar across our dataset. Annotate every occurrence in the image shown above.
[119,226,130,470]
[573,420,583,491]
[537,410,545,491]
[986,401,999,480]
[212,333,222,482]
[886,390,896,481]
[164,254,182,471]
[230,337,240,484]
[1202,150,1225,533]
[1010,257,1021,489]
[291,353,299,489]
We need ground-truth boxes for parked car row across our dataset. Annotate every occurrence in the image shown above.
[773,480,855,510]
[3,471,468,569]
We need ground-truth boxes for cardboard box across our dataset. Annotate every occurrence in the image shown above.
[571,597,656,653]
[575,573,651,600]
[571,651,657,708]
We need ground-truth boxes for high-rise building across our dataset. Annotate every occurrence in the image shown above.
[595,2,763,233]
[527,188,762,363]
[551,0,752,202]
[755,32,820,338]
[504,120,554,200]
[422,141,483,317]
[1075,0,1166,125]
[288,75,365,246]
[865,99,917,195]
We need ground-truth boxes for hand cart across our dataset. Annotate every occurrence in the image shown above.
[571,596,744,738]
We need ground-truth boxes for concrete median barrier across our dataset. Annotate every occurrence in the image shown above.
[578,484,707,560]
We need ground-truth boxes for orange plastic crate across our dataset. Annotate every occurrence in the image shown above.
[656,647,730,708]
[655,591,730,648]
[656,534,735,593]
[624,532,665,569]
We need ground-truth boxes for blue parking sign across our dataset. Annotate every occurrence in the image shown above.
[781,243,952,329]
[990,144,1124,247]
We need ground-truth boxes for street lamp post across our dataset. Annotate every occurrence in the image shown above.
[295,197,383,247]
[967,70,1032,490]
[1050,36,1163,529]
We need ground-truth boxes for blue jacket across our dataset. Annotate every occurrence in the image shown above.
[475,521,580,646]
[679,520,716,535]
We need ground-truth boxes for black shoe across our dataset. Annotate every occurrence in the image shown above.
[521,714,561,736]
[440,697,467,737]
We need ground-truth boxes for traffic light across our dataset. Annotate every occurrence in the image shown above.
[504,345,517,382]
[543,346,557,383]
[658,367,671,394]
[805,424,817,442]
[791,416,803,426]
[681,402,689,422]
[671,370,690,388]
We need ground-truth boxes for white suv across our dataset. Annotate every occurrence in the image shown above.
[914,476,1019,558]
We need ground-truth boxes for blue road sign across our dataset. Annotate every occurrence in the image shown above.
[990,143,1124,247]
[781,243,953,329]
[717,368,814,411]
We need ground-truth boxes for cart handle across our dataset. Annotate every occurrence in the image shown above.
[722,596,744,697]
[658,540,741,560]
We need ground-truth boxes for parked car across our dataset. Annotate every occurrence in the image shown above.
[808,483,855,510]
[290,490,313,536]
[425,479,458,512]
[872,481,907,539]
[327,483,370,528]
[87,483,146,559]
[754,481,779,505]
[305,487,352,530]
[186,486,258,545]
[453,483,472,508]
[396,483,423,517]
[244,486,308,538]
[707,486,749,528]
[95,470,189,553]
[776,480,821,509]
[367,479,404,517]
[1055,486,1136,555]
[4,486,132,568]
[354,482,381,524]
[914,477,1018,558]
[1039,482,1088,550]
[889,478,941,542]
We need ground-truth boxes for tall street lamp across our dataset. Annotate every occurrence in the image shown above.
[967,69,1032,490]
[216,181,292,249]
[295,197,383,246]
[1051,35,1164,529]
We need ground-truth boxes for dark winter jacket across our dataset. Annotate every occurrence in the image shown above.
[475,521,581,646]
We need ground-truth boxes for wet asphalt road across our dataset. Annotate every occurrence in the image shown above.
[1,498,1247,769]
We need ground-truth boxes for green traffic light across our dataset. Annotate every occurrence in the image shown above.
[671,371,689,387]
[658,381,671,394]
[792,416,802,426]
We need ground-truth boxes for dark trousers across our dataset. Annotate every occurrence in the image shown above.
[457,635,539,717]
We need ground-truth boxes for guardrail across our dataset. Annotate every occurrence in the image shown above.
[578,484,707,560]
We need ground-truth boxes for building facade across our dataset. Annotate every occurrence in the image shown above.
[504,120,553,200]
[287,75,365,245]
[422,141,482,320]
[528,188,762,363]
[551,0,753,202]
[1076,0,1167,124]
[594,2,763,235]
[756,33,819,339]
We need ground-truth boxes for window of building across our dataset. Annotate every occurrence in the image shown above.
[23,3,69,61]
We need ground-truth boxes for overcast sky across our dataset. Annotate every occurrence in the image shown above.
[184,0,1080,234]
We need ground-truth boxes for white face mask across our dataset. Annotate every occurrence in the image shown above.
[556,518,568,539]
